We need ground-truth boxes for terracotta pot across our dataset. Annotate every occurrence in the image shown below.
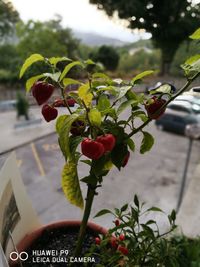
[9,220,107,266]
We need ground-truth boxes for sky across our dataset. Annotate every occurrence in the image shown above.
[10,0,150,42]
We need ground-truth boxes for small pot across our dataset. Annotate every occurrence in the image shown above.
[9,220,107,267]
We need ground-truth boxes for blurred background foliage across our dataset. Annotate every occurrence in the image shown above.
[0,0,200,87]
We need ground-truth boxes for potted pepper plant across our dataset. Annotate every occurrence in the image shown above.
[87,195,177,267]
[11,28,200,266]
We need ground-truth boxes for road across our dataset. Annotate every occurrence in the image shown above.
[1,117,200,229]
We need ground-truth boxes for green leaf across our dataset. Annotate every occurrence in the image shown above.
[117,99,138,115]
[91,154,110,177]
[146,220,156,225]
[132,70,154,83]
[92,72,110,80]
[121,203,128,212]
[43,72,61,82]
[112,78,123,85]
[116,86,132,100]
[132,110,147,122]
[63,78,82,87]
[111,143,128,170]
[97,95,110,112]
[185,54,200,65]
[126,90,138,101]
[59,61,83,81]
[88,108,102,126]
[97,85,117,95]
[80,159,92,166]
[134,195,139,208]
[140,131,154,154]
[181,55,200,77]
[81,174,97,186]
[171,209,176,221]
[138,114,148,122]
[149,84,172,95]
[189,28,200,40]
[20,54,44,78]
[141,224,155,238]
[147,207,163,212]
[25,74,44,92]
[62,160,84,209]
[49,56,71,66]
[84,59,96,65]
[126,138,135,152]
[56,115,69,133]
[106,108,117,119]
[69,136,83,155]
[94,209,112,218]
[56,114,79,161]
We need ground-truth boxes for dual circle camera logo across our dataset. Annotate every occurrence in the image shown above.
[9,251,29,261]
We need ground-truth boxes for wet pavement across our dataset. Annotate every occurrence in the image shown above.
[1,118,200,230]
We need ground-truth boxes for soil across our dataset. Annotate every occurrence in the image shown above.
[15,226,100,267]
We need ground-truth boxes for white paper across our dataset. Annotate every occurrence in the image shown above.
[0,152,42,258]
[0,244,9,267]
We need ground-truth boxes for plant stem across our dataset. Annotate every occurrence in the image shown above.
[59,84,73,115]
[74,183,97,257]
[127,73,200,139]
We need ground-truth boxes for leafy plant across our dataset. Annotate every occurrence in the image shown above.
[87,195,177,267]
[19,28,200,261]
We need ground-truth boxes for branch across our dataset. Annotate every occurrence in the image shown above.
[127,72,200,139]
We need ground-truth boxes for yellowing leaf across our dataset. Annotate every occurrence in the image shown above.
[62,161,84,209]
[20,54,44,78]
[189,28,200,40]
[83,93,93,107]
[88,108,101,126]
[185,54,200,65]
[78,83,93,107]
[78,83,90,98]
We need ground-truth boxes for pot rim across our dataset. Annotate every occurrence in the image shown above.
[17,220,107,253]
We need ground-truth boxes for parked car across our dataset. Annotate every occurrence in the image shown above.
[174,95,200,106]
[155,101,200,135]
[0,100,16,111]
[184,86,200,97]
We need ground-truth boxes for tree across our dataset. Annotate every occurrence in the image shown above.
[0,0,19,40]
[16,18,80,59]
[118,49,160,74]
[91,45,119,71]
[90,0,200,75]
[0,44,20,83]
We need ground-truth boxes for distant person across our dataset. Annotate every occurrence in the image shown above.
[16,92,29,120]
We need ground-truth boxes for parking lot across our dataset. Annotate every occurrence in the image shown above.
[1,113,200,229]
